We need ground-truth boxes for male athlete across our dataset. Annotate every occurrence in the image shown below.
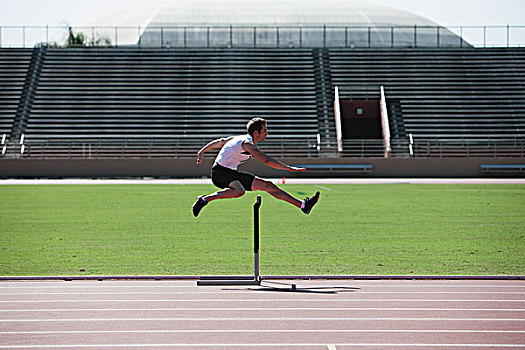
[192,117,320,217]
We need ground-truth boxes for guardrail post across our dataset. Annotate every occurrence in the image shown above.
[507,24,510,47]
[323,25,326,48]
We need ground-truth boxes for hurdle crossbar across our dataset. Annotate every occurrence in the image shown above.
[197,195,262,286]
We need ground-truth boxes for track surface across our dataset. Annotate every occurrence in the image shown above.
[0,279,524,349]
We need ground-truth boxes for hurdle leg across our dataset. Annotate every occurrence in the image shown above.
[253,194,261,282]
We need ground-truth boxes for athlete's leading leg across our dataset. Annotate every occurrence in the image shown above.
[251,177,302,208]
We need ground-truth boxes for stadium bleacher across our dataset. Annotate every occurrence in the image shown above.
[1,47,524,159]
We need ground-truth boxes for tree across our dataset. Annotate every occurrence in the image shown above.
[64,27,112,47]
[66,27,86,47]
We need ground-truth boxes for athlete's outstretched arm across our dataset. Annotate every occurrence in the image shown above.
[242,142,305,172]
[196,137,233,164]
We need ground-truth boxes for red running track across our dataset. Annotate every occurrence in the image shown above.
[0,279,524,349]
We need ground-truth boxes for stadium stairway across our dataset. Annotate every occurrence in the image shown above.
[386,99,405,139]
[11,47,46,142]
[313,48,336,153]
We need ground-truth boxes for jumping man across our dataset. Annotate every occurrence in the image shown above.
[192,117,320,217]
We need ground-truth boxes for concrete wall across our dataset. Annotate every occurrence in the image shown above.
[1,157,524,178]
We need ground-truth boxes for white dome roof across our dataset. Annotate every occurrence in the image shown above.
[83,0,467,47]
[148,0,437,26]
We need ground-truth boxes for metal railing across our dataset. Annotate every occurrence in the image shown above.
[1,24,525,48]
[3,138,523,159]
[10,137,320,159]
[406,139,525,158]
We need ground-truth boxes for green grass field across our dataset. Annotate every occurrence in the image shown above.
[0,184,523,276]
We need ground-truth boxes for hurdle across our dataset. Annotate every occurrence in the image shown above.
[197,195,262,286]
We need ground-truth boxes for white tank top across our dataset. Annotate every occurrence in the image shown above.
[214,134,254,170]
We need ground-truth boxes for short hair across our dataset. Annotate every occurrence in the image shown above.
[246,117,267,136]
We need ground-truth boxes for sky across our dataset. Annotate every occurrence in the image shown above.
[2,0,524,26]
[1,0,524,46]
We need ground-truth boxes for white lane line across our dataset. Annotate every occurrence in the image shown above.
[315,185,332,191]
[327,345,337,350]
[2,307,524,312]
[2,291,524,295]
[2,330,525,335]
[0,343,524,348]
[0,299,523,303]
[1,317,524,322]
[0,284,523,289]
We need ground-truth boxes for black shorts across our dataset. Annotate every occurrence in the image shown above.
[211,164,255,191]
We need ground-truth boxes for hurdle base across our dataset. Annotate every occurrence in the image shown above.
[197,278,261,286]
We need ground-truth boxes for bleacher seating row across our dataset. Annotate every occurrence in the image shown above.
[1,47,524,152]
[0,49,32,138]
[27,48,319,141]
[329,48,525,140]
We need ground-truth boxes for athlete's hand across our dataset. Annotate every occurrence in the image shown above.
[289,166,306,172]
[196,153,203,165]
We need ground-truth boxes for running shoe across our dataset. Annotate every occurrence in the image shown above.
[301,191,320,214]
[192,196,208,217]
